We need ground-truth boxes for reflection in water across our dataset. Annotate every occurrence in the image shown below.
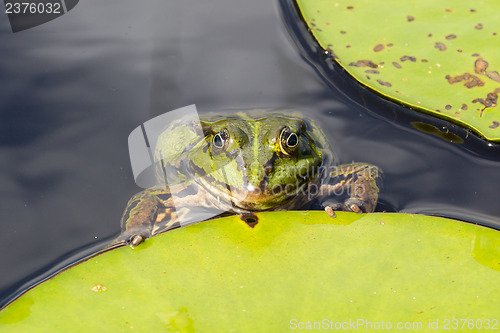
[411,122,464,144]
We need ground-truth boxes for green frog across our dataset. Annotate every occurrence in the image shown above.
[117,111,382,246]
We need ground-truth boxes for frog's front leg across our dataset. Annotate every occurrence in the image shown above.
[115,184,203,247]
[319,163,382,216]
[114,188,169,246]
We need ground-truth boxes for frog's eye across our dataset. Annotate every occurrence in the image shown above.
[212,129,230,150]
[279,127,299,155]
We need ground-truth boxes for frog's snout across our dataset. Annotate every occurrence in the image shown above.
[244,183,267,198]
[245,183,260,193]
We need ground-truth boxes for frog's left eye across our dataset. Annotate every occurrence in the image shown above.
[212,129,230,150]
[279,127,299,155]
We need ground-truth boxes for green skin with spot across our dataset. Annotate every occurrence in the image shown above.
[117,111,382,245]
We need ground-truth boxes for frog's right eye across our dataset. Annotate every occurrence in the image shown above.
[213,129,230,150]
[279,127,299,155]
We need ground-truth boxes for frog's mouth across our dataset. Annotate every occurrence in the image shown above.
[201,177,312,211]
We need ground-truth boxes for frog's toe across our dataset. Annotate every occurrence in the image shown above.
[349,204,362,214]
[130,234,145,246]
[124,232,151,247]
[323,202,343,218]
[344,198,366,214]
[324,206,337,218]
[115,229,150,247]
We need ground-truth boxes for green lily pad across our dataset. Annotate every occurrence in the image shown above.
[0,212,499,331]
[295,0,500,141]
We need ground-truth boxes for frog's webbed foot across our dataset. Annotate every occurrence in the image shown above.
[320,163,382,217]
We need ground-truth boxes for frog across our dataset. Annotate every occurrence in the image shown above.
[117,111,382,246]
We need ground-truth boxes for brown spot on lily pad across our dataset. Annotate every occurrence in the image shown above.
[421,59,428,63]
[428,33,432,37]
[400,55,417,62]
[365,69,380,74]
[486,71,500,83]
[475,23,483,30]
[387,43,393,47]
[435,42,447,51]
[445,105,452,110]
[462,104,468,111]
[489,121,500,129]
[446,34,457,40]
[346,6,354,9]
[472,88,500,113]
[349,60,378,68]
[474,58,488,74]
[472,53,480,57]
[407,15,415,22]
[470,9,476,12]
[377,80,392,87]
[373,44,384,52]
[392,62,402,69]
[340,30,347,34]
[445,73,484,88]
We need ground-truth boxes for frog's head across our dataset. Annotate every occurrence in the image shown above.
[190,113,332,210]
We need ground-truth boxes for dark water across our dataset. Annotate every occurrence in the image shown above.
[0,0,499,308]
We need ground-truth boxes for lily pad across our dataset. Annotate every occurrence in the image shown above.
[295,0,500,141]
[0,212,499,331]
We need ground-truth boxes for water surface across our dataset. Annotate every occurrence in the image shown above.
[1,0,499,307]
